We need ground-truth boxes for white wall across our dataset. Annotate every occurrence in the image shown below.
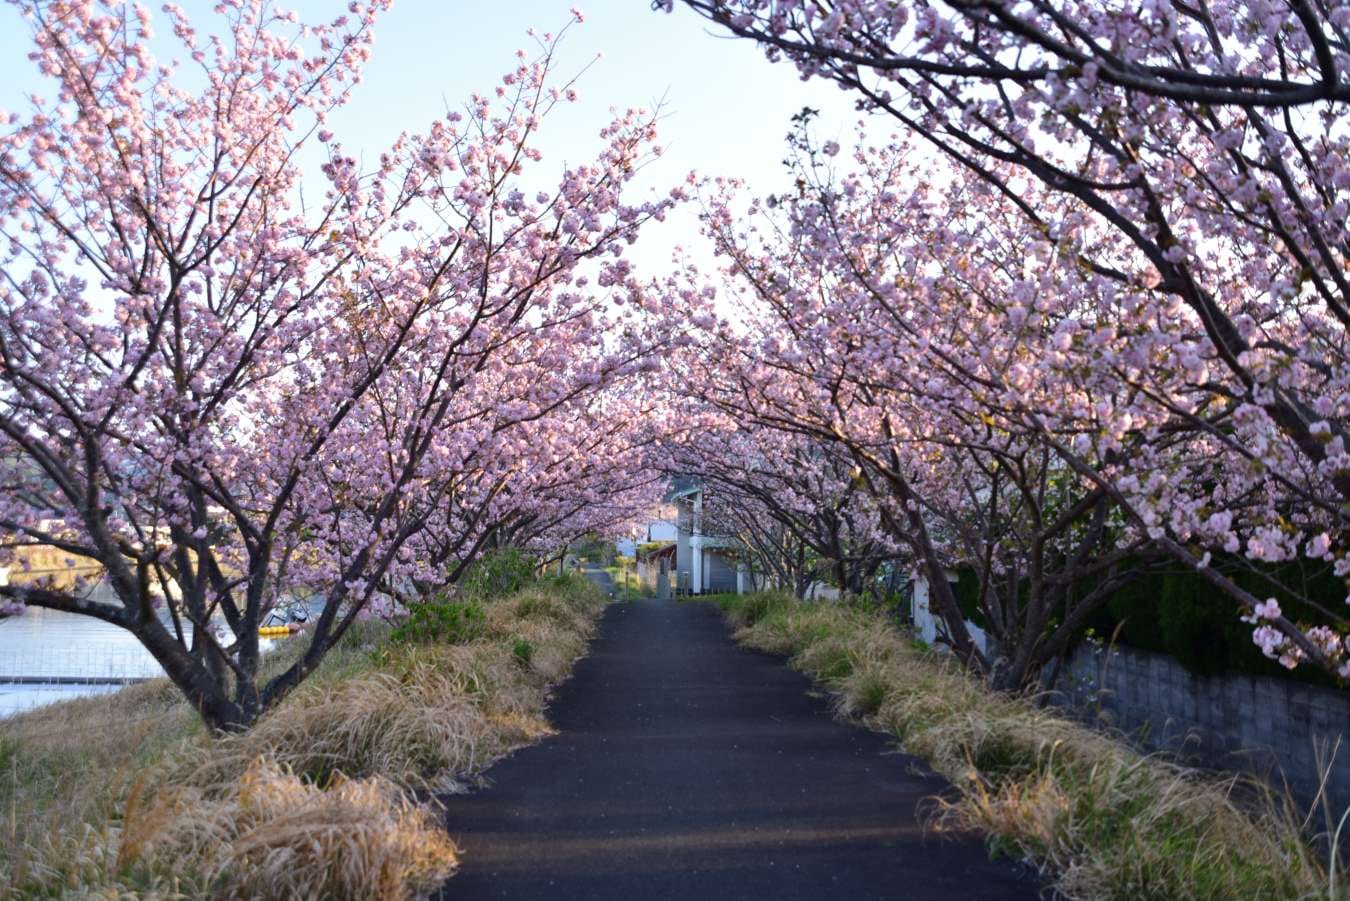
[911,574,987,654]
[645,521,678,542]
[801,582,841,601]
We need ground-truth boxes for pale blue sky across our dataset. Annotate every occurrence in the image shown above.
[0,1,865,279]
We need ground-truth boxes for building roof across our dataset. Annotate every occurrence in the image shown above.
[637,541,676,560]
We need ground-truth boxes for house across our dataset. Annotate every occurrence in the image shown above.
[615,516,678,557]
[667,478,750,595]
[635,541,676,597]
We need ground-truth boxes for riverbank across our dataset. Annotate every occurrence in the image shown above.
[1,574,606,900]
[702,592,1338,901]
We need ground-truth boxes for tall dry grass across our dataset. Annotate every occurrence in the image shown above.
[1,574,606,899]
[116,759,459,901]
[719,592,1342,901]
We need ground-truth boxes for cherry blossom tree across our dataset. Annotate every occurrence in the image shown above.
[669,1,1350,108]
[666,0,1350,677]
[0,1,672,730]
[661,404,897,599]
[654,124,1336,688]
[392,391,670,598]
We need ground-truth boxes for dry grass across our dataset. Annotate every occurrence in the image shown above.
[115,759,459,900]
[718,592,1341,901]
[0,677,203,894]
[1,575,606,899]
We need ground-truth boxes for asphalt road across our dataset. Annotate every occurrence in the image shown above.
[435,593,1041,900]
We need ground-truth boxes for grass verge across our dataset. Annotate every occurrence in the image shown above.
[601,563,644,601]
[710,591,1339,901]
[1,573,606,900]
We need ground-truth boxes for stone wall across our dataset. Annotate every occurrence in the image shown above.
[1052,642,1350,817]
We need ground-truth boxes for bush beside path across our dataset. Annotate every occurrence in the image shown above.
[713,592,1338,901]
[1,574,606,900]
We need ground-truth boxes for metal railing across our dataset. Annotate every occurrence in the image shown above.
[0,644,162,684]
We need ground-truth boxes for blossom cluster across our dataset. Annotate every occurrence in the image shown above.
[0,2,674,729]
[657,0,1350,681]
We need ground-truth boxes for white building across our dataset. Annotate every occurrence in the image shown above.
[669,480,748,595]
[616,519,678,557]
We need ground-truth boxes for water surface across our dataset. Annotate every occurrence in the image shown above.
[0,592,306,719]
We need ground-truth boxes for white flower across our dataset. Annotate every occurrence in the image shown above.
[1253,598,1282,620]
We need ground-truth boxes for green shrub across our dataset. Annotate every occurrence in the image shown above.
[951,566,988,627]
[1157,573,1229,676]
[962,552,1349,685]
[858,682,887,715]
[388,599,484,646]
[515,593,570,623]
[731,591,791,627]
[461,548,537,598]
[806,642,855,681]
[1093,567,1169,652]
[541,571,602,606]
[877,590,908,620]
[512,639,534,665]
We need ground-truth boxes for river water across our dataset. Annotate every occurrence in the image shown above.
[0,592,306,719]
[0,603,165,718]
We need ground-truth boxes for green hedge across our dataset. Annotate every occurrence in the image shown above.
[461,548,537,597]
[1086,558,1342,687]
[951,567,987,628]
[946,557,1344,687]
[388,598,485,646]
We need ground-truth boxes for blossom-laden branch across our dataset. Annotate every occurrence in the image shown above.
[0,1,678,731]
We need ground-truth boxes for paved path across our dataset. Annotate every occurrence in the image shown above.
[580,563,615,595]
[435,597,1040,900]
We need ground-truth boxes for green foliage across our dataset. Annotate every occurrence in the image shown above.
[0,734,15,775]
[945,553,1342,684]
[1094,567,1169,652]
[1157,573,1229,676]
[461,548,536,598]
[710,591,786,627]
[512,638,534,665]
[853,674,889,716]
[388,599,484,646]
[540,570,601,606]
[1085,555,1342,686]
[877,590,907,620]
[567,533,616,565]
[514,592,579,624]
[809,643,854,680]
[951,567,987,627]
